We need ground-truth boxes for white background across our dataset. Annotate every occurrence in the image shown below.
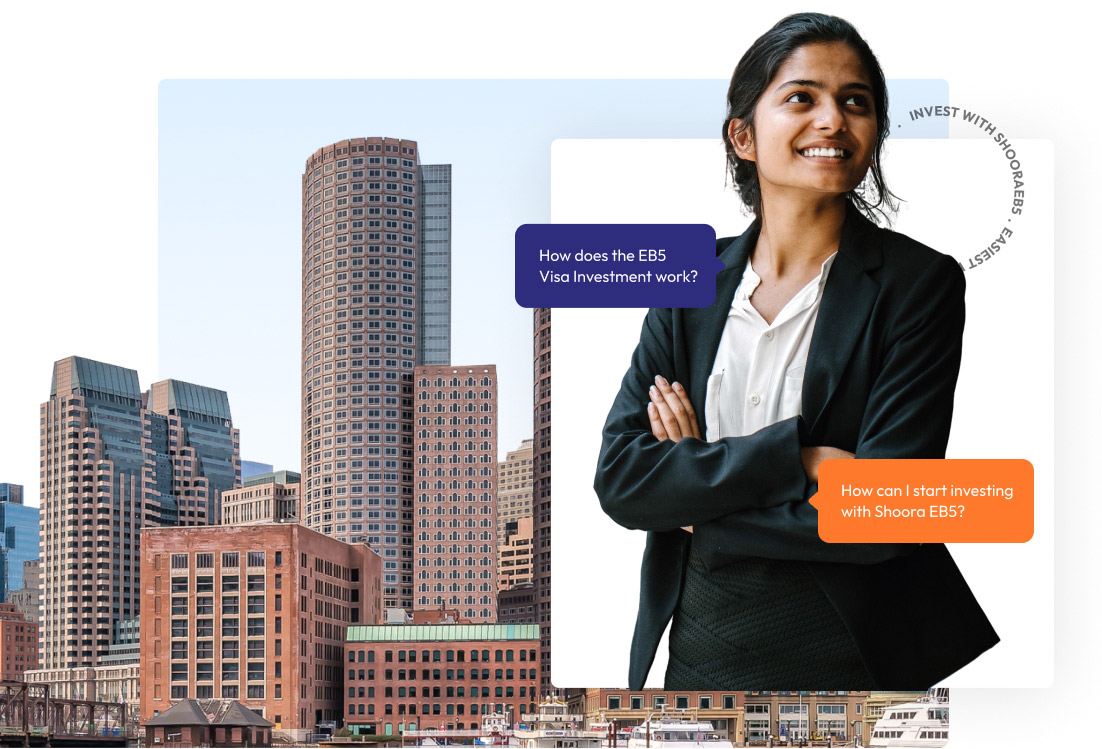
[552,139,1054,688]
[0,2,1093,747]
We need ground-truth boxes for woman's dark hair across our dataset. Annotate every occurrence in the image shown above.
[723,13,898,223]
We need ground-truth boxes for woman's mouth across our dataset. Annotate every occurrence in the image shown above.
[798,147,850,159]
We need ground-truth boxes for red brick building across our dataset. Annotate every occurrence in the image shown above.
[140,524,383,742]
[344,623,539,735]
[0,603,38,679]
[414,366,498,622]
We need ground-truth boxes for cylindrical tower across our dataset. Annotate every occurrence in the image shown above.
[301,137,420,612]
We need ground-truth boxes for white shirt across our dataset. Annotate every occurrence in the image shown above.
[704,253,837,441]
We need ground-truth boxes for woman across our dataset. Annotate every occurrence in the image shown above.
[594,12,998,690]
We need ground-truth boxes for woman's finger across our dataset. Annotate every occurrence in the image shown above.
[647,402,669,441]
[649,384,683,440]
[672,380,702,439]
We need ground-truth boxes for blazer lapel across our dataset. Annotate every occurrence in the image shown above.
[802,204,884,434]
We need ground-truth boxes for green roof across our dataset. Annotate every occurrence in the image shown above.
[347,624,540,643]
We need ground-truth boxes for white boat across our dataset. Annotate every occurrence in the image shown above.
[477,711,515,745]
[867,689,949,748]
[515,696,607,748]
[626,710,730,749]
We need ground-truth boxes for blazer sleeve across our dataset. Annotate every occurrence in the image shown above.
[594,306,809,532]
[692,254,966,569]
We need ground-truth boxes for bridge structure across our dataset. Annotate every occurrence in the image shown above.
[0,681,133,746]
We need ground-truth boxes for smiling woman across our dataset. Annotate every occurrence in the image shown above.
[594,12,999,692]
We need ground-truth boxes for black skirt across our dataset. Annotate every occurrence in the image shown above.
[664,544,874,688]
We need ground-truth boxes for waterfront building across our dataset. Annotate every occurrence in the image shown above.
[496,583,536,625]
[576,688,744,741]
[532,308,551,689]
[496,439,532,548]
[344,623,539,735]
[140,523,383,742]
[414,365,498,622]
[143,699,275,747]
[740,691,871,744]
[32,356,240,698]
[221,470,301,526]
[0,602,38,680]
[301,138,452,615]
[0,484,22,505]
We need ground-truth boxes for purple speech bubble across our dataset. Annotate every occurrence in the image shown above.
[515,224,723,308]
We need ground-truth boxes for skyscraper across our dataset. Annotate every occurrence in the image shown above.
[413,365,498,622]
[34,356,238,695]
[301,137,452,614]
[532,308,552,690]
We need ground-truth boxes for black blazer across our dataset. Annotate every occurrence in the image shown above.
[594,202,999,690]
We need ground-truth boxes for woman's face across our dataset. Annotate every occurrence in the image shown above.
[732,42,877,205]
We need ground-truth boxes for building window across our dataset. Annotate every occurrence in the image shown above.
[653,696,666,709]
[195,553,213,569]
[723,695,736,710]
[247,551,265,567]
[676,696,689,710]
[171,554,188,569]
[630,696,643,710]
[699,696,712,710]
[223,552,239,568]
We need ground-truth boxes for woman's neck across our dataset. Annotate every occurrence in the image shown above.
[754,195,848,279]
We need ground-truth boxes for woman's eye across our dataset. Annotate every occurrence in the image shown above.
[785,91,811,104]
[845,94,869,107]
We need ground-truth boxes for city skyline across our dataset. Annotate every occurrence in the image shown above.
[2,79,742,500]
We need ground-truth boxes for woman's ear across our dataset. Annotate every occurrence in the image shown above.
[729,119,755,162]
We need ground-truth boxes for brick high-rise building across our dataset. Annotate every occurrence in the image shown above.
[532,309,551,690]
[301,138,452,615]
[34,356,239,697]
[140,524,383,741]
[414,365,498,622]
[495,439,532,548]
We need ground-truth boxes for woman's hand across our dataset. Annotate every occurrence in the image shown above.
[647,375,702,443]
[799,446,855,482]
[647,375,701,533]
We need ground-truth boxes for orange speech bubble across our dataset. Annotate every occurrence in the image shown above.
[809,459,1033,543]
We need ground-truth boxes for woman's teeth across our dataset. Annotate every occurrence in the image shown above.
[800,147,848,158]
